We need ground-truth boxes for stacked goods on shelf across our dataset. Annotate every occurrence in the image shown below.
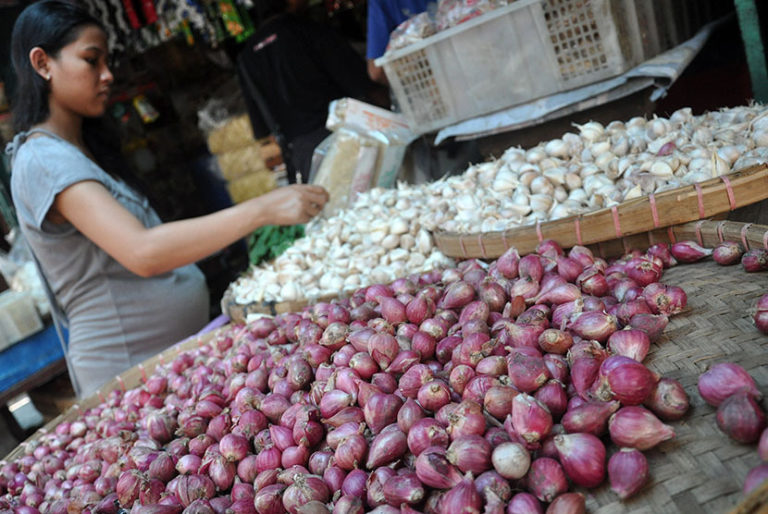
[206,114,281,204]
[225,104,768,318]
[5,227,768,512]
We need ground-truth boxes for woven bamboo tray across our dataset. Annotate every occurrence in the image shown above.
[434,164,768,259]
[581,258,768,513]
[221,289,339,325]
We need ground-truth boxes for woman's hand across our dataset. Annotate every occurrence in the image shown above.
[252,184,330,225]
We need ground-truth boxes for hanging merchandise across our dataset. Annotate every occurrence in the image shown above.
[139,0,159,25]
[203,0,229,44]
[106,0,135,50]
[132,94,160,124]
[84,0,123,53]
[121,0,142,29]
[218,0,253,42]
[180,18,196,46]
[178,0,218,45]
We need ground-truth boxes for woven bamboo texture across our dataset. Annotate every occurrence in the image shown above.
[582,259,768,513]
[434,164,768,259]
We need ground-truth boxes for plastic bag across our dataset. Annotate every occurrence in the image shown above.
[310,98,418,214]
[436,0,506,31]
[310,128,379,215]
[387,12,436,52]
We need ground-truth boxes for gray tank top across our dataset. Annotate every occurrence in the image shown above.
[7,130,210,397]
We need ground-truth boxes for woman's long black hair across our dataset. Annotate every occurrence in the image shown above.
[10,0,102,133]
[10,0,155,206]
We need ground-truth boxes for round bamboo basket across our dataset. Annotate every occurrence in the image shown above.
[434,164,768,259]
[221,289,339,324]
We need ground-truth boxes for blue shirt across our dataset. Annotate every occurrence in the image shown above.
[366,0,430,60]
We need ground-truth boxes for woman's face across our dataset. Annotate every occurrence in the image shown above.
[46,25,113,119]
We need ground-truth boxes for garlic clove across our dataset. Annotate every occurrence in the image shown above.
[564,172,582,190]
[545,139,569,158]
[530,176,555,195]
[574,121,606,142]
[526,147,548,163]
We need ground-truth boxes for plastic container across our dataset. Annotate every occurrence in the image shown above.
[0,291,43,351]
[376,0,651,134]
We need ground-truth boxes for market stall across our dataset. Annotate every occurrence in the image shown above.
[3,0,768,512]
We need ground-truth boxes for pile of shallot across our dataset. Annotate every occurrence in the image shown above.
[0,241,692,513]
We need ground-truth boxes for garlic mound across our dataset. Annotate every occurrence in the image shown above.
[230,104,768,305]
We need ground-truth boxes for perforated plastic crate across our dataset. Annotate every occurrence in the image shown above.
[376,0,650,134]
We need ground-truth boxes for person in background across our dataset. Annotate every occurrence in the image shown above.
[366,0,430,85]
[238,0,385,184]
[7,0,328,398]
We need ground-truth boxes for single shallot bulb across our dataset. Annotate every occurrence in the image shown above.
[607,329,651,362]
[744,464,768,494]
[609,406,675,450]
[608,448,649,499]
[716,391,767,444]
[547,493,586,514]
[538,329,573,354]
[508,492,543,513]
[512,394,553,446]
[497,247,520,279]
[670,240,712,263]
[625,257,662,287]
[755,293,768,334]
[647,243,677,268]
[593,355,657,405]
[567,311,618,343]
[713,241,744,265]
[743,249,768,272]
[642,283,687,316]
[553,433,606,488]
[440,474,482,513]
[414,447,462,489]
[491,442,530,479]
[561,400,620,436]
[760,428,768,462]
[697,363,762,407]
[644,378,689,421]
[526,458,568,503]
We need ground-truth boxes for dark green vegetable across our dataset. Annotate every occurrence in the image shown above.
[247,225,305,265]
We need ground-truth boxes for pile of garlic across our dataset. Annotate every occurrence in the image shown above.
[229,200,454,304]
[229,104,768,306]
[413,104,768,233]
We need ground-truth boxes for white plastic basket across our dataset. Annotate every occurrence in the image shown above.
[376,0,650,134]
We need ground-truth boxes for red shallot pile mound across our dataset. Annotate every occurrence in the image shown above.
[0,240,693,513]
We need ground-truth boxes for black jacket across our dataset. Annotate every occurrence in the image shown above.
[237,14,372,142]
